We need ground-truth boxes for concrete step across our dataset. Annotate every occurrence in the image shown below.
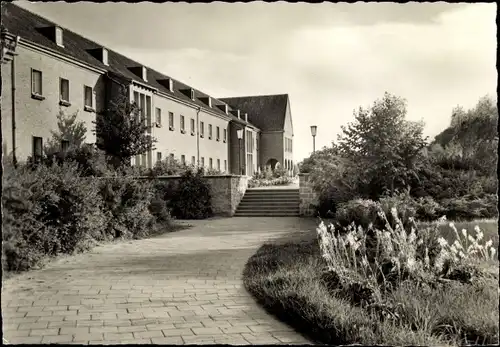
[246,188,299,192]
[238,201,299,206]
[244,190,299,195]
[236,207,299,213]
[234,212,299,217]
[241,197,300,204]
[236,207,299,212]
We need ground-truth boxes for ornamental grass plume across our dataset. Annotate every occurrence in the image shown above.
[316,206,497,294]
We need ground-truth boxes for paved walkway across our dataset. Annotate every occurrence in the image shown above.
[2,217,317,345]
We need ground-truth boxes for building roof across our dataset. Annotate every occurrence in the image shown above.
[1,2,257,128]
[219,94,289,132]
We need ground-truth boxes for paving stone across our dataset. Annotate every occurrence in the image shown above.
[3,336,43,344]
[41,334,75,343]
[1,217,314,345]
[29,328,59,336]
[151,336,184,344]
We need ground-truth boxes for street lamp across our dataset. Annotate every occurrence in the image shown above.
[310,125,317,153]
[1,26,20,168]
[236,128,244,175]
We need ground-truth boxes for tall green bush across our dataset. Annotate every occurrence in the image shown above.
[168,169,212,219]
[2,162,107,271]
[98,175,156,239]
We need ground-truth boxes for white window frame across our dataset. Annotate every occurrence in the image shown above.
[155,108,162,127]
[59,77,70,104]
[84,85,94,111]
[31,69,43,97]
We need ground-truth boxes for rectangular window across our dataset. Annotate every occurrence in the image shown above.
[208,124,212,140]
[216,126,220,141]
[209,158,213,169]
[61,140,69,152]
[146,96,151,129]
[246,130,254,152]
[223,129,227,143]
[200,121,205,138]
[32,136,43,162]
[217,159,220,171]
[201,157,205,167]
[84,85,93,109]
[169,112,174,130]
[139,94,145,124]
[31,69,42,96]
[155,108,162,126]
[190,118,195,135]
[59,78,69,102]
[157,152,162,161]
[180,115,185,133]
[191,156,195,165]
[224,160,227,172]
[181,155,185,165]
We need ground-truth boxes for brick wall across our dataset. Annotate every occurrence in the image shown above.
[299,173,318,217]
[144,174,248,216]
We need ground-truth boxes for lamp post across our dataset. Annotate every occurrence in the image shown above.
[236,128,244,175]
[310,125,317,154]
[1,26,20,167]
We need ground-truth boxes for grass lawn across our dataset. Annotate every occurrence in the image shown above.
[243,219,499,346]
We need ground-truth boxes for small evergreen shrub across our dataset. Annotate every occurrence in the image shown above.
[168,169,212,219]
[98,175,156,239]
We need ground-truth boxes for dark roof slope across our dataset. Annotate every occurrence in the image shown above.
[219,94,288,131]
[1,2,255,127]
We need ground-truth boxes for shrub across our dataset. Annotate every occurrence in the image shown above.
[152,158,189,176]
[2,162,107,272]
[335,199,381,229]
[272,165,288,178]
[438,194,498,221]
[167,169,212,219]
[98,175,156,239]
[248,176,293,188]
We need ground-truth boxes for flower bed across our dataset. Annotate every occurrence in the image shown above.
[243,209,499,345]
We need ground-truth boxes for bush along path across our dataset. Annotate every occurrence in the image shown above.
[1,217,315,345]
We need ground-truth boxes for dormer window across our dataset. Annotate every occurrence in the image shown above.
[217,104,229,114]
[199,97,212,108]
[180,88,195,100]
[158,78,174,92]
[231,109,241,119]
[87,47,108,65]
[128,66,147,81]
[55,26,63,47]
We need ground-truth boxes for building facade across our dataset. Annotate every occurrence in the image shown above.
[1,3,293,175]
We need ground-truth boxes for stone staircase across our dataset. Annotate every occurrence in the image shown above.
[234,188,300,217]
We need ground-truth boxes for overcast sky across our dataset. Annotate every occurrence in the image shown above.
[17,1,497,161]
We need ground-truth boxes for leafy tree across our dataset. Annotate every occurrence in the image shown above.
[94,86,156,168]
[432,95,498,174]
[337,92,428,196]
[44,110,87,155]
